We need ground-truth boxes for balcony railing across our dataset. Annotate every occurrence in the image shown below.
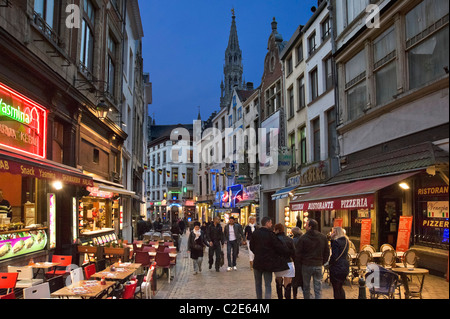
[167,181,182,188]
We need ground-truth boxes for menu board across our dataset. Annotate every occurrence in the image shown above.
[333,218,343,227]
[0,229,47,261]
[396,216,413,252]
[359,218,372,251]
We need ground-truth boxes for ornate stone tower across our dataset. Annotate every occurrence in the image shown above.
[220,9,244,109]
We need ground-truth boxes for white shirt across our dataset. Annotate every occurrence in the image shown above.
[229,224,236,241]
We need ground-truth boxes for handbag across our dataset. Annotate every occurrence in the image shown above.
[219,251,225,267]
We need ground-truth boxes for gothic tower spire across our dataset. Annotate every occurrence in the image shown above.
[220,9,244,109]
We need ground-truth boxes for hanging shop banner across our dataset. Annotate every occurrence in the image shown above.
[0,157,93,187]
[290,195,374,211]
[359,218,372,251]
[396,216,413,253]
[0,82,47,159]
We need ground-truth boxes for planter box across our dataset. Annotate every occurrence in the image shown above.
[103,246,130,262]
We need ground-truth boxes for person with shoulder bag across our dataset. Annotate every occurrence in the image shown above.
[329,226,350,299]
[187,221,208,275]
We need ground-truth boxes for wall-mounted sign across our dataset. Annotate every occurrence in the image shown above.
[287,160,330,187]
[0,82,47,159]
[0,229,48,261]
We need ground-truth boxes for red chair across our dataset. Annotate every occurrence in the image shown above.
[134,251,152,269]
[142,245,156,253]
[164,247,177,254]
[157,245,166,252]
[45,255,73,279]
[155,252,173,283]
[0,292,16,299]
[122,281,137,299]
[84,263,97,280]
[0,272,18,296]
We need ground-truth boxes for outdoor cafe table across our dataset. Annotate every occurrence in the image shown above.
[51,280,115,299]
[392,267,429,299]
[30,262,60,279]
[90,266,140,282]
[111,262,142,269]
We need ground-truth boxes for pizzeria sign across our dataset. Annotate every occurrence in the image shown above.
[290,195,374,211]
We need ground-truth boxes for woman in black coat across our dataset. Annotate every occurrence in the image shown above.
[187,221,208,275]
[329,227,349,299]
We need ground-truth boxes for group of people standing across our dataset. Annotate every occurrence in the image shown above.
[185,215,350,299]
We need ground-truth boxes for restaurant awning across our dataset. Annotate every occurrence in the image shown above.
[0,149,93,187]
[290,171,420,211]
[271,185,298,200]
[93,178,136,196]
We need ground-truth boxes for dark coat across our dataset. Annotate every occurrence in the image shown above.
[224,223,244,243]
[188,230,208,259]
[206,223,224,245]
[295,229,330,267]
[244,224,257,241]
[329,237,349,282]
[292,233,303,288]
[276,232,295,263]
[250,227,290,273]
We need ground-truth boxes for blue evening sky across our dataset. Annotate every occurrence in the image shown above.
[138,0,319,125]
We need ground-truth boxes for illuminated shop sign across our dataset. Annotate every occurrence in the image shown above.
[222,184,243,208]
[0,82,47,159]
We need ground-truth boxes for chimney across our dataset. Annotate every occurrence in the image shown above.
[246,82,254,90]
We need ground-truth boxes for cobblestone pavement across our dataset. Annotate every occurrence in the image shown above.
[154,231,449,300]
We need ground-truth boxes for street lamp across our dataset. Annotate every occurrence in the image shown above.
[96,100,109,120]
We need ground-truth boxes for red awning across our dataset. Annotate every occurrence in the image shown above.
[290,172,421,211]
[0,149,93,187]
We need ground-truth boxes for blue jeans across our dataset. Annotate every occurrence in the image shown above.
[253,269,272,299]
[302,265,323,299]
[226,240,239,267]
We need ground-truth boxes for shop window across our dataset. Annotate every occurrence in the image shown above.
[345,49,367,121]
[374,26,397,106]
[406,0,449,90]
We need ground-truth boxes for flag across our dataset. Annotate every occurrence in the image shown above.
[158,169,162,175]
[182,173,186,179]
[151,167,155,173]
[167,171,170,178]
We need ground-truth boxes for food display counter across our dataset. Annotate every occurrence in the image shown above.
[79,228,117,247]
[0,227,48,261]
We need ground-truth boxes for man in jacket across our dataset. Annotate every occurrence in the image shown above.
[224,216,245,271]
[250,217,290,299]
[295,219,330,299]
[206,216,224,272]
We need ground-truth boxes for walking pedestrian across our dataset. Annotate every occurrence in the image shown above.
[179,218,186,235]
[250,217,290,299]
[206,216,225,272]
[291,227,303,299]
[273,223,296,299]
[244,216,257,270]
[295,219,330,299]
[187,221,208,275]
[224,216,245,271]
[136,216,147,240]
[329,226,349,299]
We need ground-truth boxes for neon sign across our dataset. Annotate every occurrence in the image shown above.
[0,82,47,159]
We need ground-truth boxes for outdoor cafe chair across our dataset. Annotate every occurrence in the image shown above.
[380,249,396,268]
[96,259,107,272]
[361,245,376,254]
[365,264,399,299]
[0,272,18,296]
[134,251,153,269]
[23,282,51,299]
[70,267,84,285]
[142,245,156,253]
[45,255,72,279]
[350,250,372,283]
[155,252,174,283]
[8,265,43,289]
[47,275,64,294]
[0,292,15,299]
[396,249,419,268]
[122,281,137,299]
[140,264,156,299]
[380,244,395,252]
[83,263,97,280]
